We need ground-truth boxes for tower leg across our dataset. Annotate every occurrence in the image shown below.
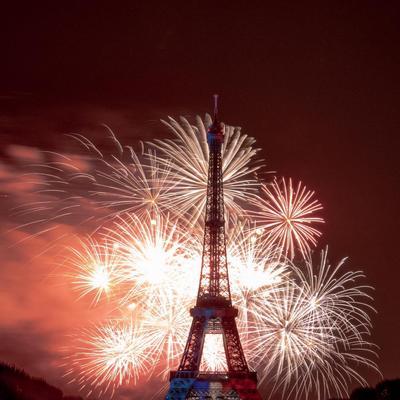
[222,317,249,373]
[178,317,206,371]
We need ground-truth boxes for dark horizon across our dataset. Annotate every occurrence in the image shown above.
[0,2,399,399]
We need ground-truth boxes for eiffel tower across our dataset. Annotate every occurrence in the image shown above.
[166,96,262,400]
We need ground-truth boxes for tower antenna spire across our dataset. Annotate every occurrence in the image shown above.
[213,93,219,122]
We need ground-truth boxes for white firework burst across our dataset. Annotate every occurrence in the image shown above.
[246,248,378,400]
[251,177,324,259]
[148,114,263,222]
[65,319,151,397]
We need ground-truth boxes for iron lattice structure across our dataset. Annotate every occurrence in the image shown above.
[166,97,262,400]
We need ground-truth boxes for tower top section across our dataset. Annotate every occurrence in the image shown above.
[207,94,224,144]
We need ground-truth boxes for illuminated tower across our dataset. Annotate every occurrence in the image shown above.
[166,96,262,400]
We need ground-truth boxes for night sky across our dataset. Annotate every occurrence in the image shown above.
[0,2,399,399]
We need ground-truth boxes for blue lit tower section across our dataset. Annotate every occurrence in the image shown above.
[165,96,262,400]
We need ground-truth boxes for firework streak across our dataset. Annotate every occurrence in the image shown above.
[16,115,377,399]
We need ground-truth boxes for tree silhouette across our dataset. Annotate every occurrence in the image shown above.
[348,380,400,400]
[350,387,377,400]
[0,362,84,400]
[376,380,400,400]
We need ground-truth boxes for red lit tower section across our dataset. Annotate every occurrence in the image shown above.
[165,96,262,400]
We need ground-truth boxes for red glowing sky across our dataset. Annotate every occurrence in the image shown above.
[0,2,399,399]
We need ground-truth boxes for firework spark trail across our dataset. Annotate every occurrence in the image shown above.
[10,131,181,251]
[66,237,122,305]
[148,115,264,223]
[62,177,376,399]
[226,218,289,331]
[65,215,288,392]
[140,290,192,376]
[65,319,151,398]
[200,334,228,371]
[10,122,302,253]
[64,215,198,394]
[87,117,263,223]
[102,212,201,305]
[246,248,378,400]
[293,249,376,342]
[251,177,324,259]
[10,115,378,399]
[89,146,183,221]
[9,150,98,255]
[59,132,185,224]
[14,115,262,241]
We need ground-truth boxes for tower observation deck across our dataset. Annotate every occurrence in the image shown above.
[165,96,262,400]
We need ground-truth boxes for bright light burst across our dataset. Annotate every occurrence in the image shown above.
[66,238,121,305]
[12,116,262,247]
[65,217,379,400]
[10,129,180,247]
[66,320,151,397]
[252,177,324,259]
[141,291,192,376]
[22,116,263,227]
[149,114,263,222]
[200,334,228,372]
[227,218,288,330]
[246,248,378,400]
[103,212,201,304]
[14,114,378,399]
[65,131,183,223]
[90,146,180,221]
